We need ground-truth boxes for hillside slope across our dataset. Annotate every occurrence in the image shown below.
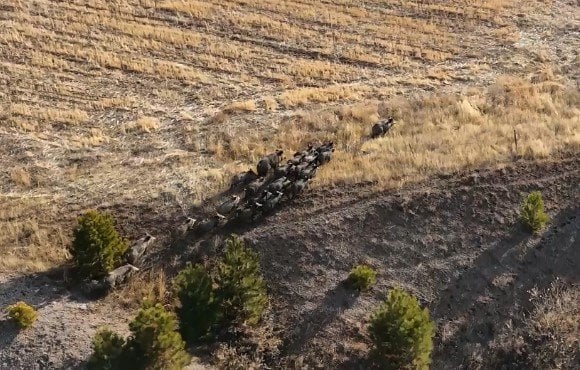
[1,155,578,369]
[129,155,580,368]
[234,157,579,368]
[1,0,579,369]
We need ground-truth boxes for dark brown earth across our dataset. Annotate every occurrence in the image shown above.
[1,156,578,369]
[206,155,579,368]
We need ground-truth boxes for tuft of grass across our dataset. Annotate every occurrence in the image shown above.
[347,265,377,291]
[224,100,257,113]
[7,301,38,328]
[10,103,89,125]
[10,168,32,188]
[124,116,160,134]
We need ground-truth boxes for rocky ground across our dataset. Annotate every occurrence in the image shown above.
[0,273,129,369]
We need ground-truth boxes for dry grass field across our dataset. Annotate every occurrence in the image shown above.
[0,0,579,368]
[1,0,578,273]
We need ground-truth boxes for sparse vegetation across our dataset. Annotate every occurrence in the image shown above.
[347,265,377,291]
[6,301,38,328]
[215,236,268,327]
[124,116,159,134]
[526,282,580,368]
[69,211,128,280]
[173,263,218,342]
[520,191,549,233]
[224,100,257,114]
[488,281,580,369]
[368,288,434,370]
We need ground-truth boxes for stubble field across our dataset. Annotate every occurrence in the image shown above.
[1,0,578,272]
[0,1,579,368]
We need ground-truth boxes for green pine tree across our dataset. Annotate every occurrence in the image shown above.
[520,191,549,233]
[173,263,218,342]
[368,288,434,370]
[123,303,190,370]
[87,328,126,370]
[215,235,267,327]
[70,210,128,280]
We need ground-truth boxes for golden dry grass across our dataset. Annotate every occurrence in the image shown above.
[223,100,257,114]
[0,197,70,272]
[108,268,168,309]
[212,72,580,188]
[0,0,577,272]
[124,116,160,133]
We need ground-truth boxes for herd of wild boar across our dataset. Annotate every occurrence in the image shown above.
[83,118,395,295]
[190,141,335,234]
[189,116,395,235]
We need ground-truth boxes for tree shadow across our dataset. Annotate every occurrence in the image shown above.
[0,319,20,348]
[431,205,580,368]
[0,265,95,355]
[0,265,77,310]
[280,280,361,357]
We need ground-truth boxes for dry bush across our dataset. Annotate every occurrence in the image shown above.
[10,168,32,188]
[212,320,281,370]
[525,282,580,368]
[224,100,257,114]
[488,280,579,369]
[338,104,380,125]
[124,116,159,133]
[213,344,262,370]
[70,129,108,147]
[263,96,278,111]
[110,269,168,309]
